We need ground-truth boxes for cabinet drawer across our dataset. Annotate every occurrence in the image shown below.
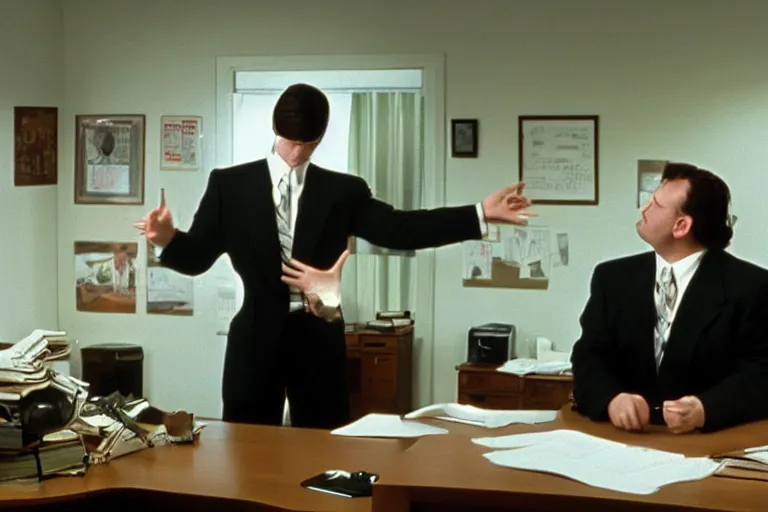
[361,354,397,397]
[359,335,398,352]
[458,393,522,410]
[458,370,522,393]
[522,380,572,409]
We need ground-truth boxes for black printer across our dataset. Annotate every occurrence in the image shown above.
[466,323,516,365]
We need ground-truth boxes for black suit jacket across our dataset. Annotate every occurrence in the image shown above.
[570,249,768,432]
[158,160,482,400]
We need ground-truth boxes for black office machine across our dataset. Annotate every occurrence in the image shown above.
[466,323,516,364]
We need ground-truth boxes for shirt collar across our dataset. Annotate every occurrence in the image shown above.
[655,249,706,281]
[267,149,310,186]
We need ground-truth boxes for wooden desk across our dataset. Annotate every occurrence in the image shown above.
[0,421,416,511]
[457,363,573,410]
[1,410,766,511]
[346,327,413,421]
[372,408,768,512]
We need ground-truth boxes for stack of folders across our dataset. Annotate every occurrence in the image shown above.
[364,311,414,333]
[712,445,768,482]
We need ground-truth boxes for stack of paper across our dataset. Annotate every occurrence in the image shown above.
[713,444,768,477]
[404,403,557,428]
[330,413,448,438]
[473,429,722,494]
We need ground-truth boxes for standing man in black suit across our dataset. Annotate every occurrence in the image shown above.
[134,83,535,429]
[570,162,768,434]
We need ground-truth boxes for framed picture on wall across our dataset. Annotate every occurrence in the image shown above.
[74,114,146,205]
[518,115,599,205]
[451,119,478,158]
[14,106,58,186]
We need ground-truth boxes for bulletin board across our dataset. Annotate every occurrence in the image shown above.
[461,226,570,290]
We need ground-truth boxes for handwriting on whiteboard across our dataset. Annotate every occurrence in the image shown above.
[521,119,596,201]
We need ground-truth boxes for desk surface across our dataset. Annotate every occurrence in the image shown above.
[373,408,768,512]
[0,409,765,511]
[0,421,413,511]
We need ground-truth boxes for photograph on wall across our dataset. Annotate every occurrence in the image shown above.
[145,245,194,316]
[74,241,138,314]
[13,106,58,186]
[74,114,145,205]
[637,159,667,207]
[160,115,201,170]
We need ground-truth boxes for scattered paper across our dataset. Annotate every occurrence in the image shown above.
[503,226,552,279]
[474,429,722,495]
[497,358,571,376]
[331,413,448,438]
[405,403,556,428]
[535,337,571,363]
[463,241,493,280]
[551,232,569,267]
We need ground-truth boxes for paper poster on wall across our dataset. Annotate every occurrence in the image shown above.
[160,115,201,171]
[462,226,569,290]
[145,245,194,316]
[74,241,138,313]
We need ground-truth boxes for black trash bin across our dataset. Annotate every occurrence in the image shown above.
[81,343,144,399]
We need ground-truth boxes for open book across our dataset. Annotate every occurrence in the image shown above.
[404,403,557,428]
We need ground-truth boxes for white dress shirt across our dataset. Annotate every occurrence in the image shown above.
[654,249,706,365]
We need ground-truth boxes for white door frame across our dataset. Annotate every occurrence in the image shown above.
[215,54,446,407]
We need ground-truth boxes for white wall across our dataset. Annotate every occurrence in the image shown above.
[0,0,62,341]
[51,0,768,412]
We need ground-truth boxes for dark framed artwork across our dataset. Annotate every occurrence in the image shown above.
[518,115,599,205]
[14,106,58,186]
[74,114,146,205]
[451,119,478,158]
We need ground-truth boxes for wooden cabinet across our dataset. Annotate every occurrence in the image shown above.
[457,363,573,410]
[346,327,413,420]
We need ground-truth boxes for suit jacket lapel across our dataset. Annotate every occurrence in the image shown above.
[245,162,283,290]
[292,164,332,262]
[660,250,726,375]
[628,253,659,381]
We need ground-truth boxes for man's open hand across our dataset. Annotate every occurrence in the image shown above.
[281,250,350,320]
[481,182,536,225]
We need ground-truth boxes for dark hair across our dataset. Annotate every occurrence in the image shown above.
[272,83,329,143]
[662,162,733,249]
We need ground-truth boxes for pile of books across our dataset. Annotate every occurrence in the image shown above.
[0,330,203,483]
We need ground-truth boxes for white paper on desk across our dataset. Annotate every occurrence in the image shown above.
[497,358,571,376]
[405,403,556,428]
[331,413,448,438]
[746,452,768,464]
[475,429,722,495]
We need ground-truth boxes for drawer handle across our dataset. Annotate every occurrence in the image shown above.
[467,394,486,402]
[363,341,386,348]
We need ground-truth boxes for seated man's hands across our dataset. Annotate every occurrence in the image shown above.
[663,396,705,434]
[281,250,350,322]
[607,393,650,431]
